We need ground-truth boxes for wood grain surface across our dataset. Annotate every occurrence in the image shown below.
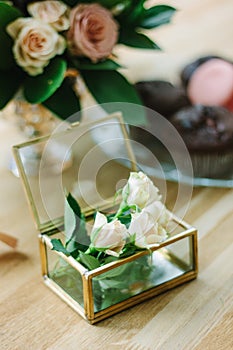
[1,1,233,349]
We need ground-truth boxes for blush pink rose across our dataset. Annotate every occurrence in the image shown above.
[67,3,118,62]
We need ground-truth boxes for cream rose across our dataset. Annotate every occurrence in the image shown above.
[91,212,127,257]
[145,201,172,228]
[28,1,70,31]
[67,3,118,62]
[122,171,161,209]
[7,18,66,76]
[128,205,168,248]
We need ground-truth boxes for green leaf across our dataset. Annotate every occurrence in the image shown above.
[117,214,131,227]
[72,57,122,70]
[0,68,24,109]
[24,58,67,104]
[119,29,160,49]
[116,0,146,25]
[124,0,145,26]
[0,2,22,70]
[51,239,70,256]
[96,264,127,279]
[79,251,100,270]
[64,195,77,243]
[64,193,90,251]
[43,77,81,120]
[66,193,82,224]
[82,70,146,125]
[139,5,176,29]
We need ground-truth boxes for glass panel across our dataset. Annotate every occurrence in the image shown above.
[92,236,193,312]
[14,114,135,230]
[46,236,84,308]
[165,235,193,269]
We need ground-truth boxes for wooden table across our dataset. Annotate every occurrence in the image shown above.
[1,1,233,349]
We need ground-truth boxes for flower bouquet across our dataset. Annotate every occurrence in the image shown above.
[0,0,176,124]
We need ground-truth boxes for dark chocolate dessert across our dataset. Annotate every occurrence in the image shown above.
[170,105,233,152]
[135,80,190,118]
[170,105,233,177]
[132,56,233,181]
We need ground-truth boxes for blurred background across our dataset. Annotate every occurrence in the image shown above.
[118,0,233,84]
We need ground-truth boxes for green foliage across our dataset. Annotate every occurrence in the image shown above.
[72,57,122,70]
[119,29,160,49]
[0,2,22,70]
[64,194,78,243]
[43,77,81,120]
[79,251,101,270]
[82,70,146,125]
[117,2,175,50]
[0,67,24,109]
[51,239,70,256]
[64,193,90,251]
[139,5,176,29]
[24,58,67,104]
[63,0,129,8]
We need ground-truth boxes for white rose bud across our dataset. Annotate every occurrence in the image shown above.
[7,18,66,76]
[91,212,128,257]
[28,1,70,31]
[128,205,168,248]
[122,171,161,209]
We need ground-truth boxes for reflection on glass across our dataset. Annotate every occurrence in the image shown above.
[47,245,84,307]
[92,236,193,312]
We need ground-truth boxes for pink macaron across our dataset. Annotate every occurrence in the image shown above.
[187,58,233,111]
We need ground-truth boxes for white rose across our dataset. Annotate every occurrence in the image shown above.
[91,212,128,257]
[7,18,66,76]
[28,1,70,31]
[122,171,161,209]
[144,201,172,228]
[128,205,168,248]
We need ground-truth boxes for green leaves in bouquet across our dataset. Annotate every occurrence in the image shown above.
[0,67,24,109]
[119,29,160,49]
[72,57,122,71]
[139,5,176,29]
[117,1,175,49]
[0,2,22,70]
[82,70,146,125]
[43,77,81,120]
[63,0,124,8]
[24,58,67,104]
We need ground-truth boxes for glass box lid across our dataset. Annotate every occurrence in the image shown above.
[13,113,137,233]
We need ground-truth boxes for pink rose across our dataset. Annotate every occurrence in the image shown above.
[67,3,118,62]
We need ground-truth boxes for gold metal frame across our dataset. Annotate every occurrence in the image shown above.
[39,213,198,324]
[13,112,136,233]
